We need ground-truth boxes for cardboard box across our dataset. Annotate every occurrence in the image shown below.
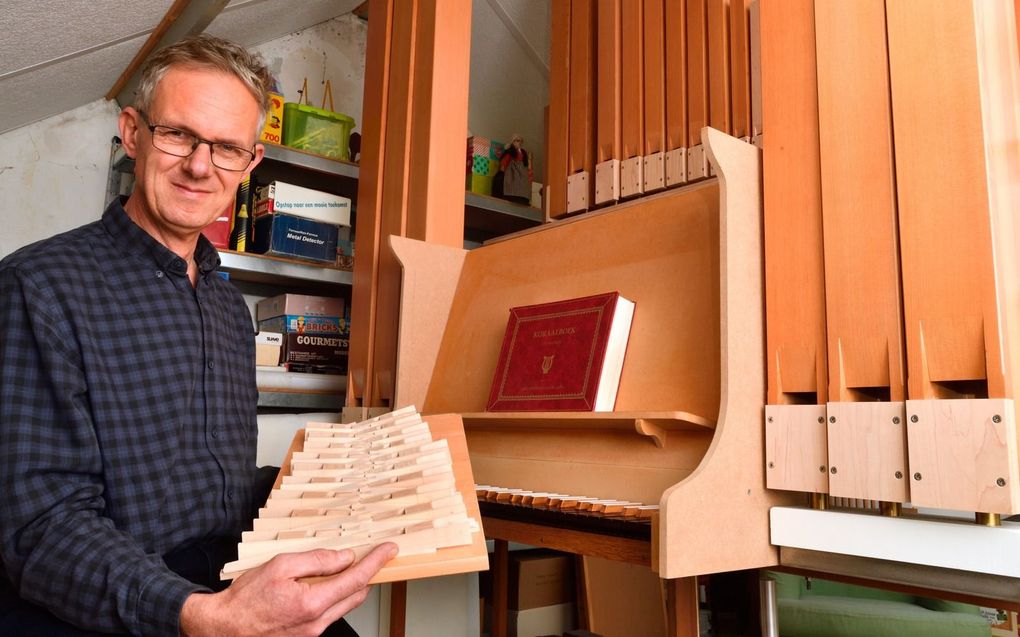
[254,180,351,227]
[255,331,283,367]
[258,315,346,336]
[509,603,574,637]
[509,550,575,611]
[282,333,348,374]
[256,293,345,322]
[252,212,338,264]
[260,92,285,145]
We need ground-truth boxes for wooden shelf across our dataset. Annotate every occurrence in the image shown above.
[257,389,344,410]
[459,411,715,448]
[218,249,352,287]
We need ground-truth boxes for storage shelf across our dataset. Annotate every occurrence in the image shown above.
[218,249,352,287]
[257,390,344,410]
[460,411,714,448]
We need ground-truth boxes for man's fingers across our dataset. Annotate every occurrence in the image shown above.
[273,548,358,580]
[308,542,398,600]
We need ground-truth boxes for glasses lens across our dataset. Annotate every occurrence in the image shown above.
[211,144,254,171]
[151,126,197,157]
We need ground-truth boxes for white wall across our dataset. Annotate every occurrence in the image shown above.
[0,98,119,259]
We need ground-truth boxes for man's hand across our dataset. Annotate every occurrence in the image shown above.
[180,542,398,637]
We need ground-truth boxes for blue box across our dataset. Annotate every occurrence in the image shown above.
[252,212,338,264]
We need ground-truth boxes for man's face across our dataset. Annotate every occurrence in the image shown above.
[119,66,264,242]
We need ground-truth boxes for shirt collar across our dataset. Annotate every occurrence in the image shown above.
[101,197,222,277]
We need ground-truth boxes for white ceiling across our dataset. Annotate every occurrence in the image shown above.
[0,0,364,135]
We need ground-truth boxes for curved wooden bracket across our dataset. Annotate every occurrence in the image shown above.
[635,418,666,448]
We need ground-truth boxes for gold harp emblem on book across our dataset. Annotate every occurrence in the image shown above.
[541,355,555,374]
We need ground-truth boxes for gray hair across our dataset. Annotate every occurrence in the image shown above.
[134,34,273,137]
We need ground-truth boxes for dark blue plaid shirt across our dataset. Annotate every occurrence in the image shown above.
[0,199,258,635]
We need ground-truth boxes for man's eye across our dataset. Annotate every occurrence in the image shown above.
[161,128,189,140]
[217,144,245,157]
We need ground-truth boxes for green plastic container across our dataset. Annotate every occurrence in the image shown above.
[282,102,355,160]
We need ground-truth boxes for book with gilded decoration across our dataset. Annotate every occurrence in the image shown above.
[486,292,635,412]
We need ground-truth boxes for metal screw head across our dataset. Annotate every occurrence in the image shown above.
[829,416,836,424]
[819,465,826,473]
[768,462,774,469]
[830,467,837,475]
[993,415,1002,423]
[998,478,1007,487]
[910,415,919,423]
[892,416,900,425]
[817,416,824,424]
[895,471,903,479]
[914,472,923,481]
[767,416,774,423]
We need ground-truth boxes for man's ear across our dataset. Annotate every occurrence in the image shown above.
[245,142,266,177]
[118,107,141,159]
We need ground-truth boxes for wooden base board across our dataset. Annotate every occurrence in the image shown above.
[765,404,828,494]
[826,402,908,503]
[566,171,590,214]
[594,159,621,205]
[906,398,1019,514]
[665,148,687,187]
[620,156,644,198]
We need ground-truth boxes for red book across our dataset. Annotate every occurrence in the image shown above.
[486,292,635,412]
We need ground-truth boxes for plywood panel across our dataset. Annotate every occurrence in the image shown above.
[760,0,826,404]
[815,0,904,403]
[548,0,572,218]
[887,0,1006,400]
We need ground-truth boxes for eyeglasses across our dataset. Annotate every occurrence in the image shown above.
[137,110,256,172]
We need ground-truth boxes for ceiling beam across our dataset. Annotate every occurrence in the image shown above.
[106,0,230,106]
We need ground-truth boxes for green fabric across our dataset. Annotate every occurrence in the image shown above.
[777,597,991,637]
[765,572,991,637]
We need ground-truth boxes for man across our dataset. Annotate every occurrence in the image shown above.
[0,34,395,636]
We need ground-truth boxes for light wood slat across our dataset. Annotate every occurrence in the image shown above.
[597,0,623,164]
[349,0,395,408]
[685,0,708,148]
[706,0,731,135]
[548,0,572,218]
[643,0,666,155]
[815,0,904,402]
[568,0,596,176]
[664,0,688,151]
[760,0,826,404]
[595,0,623,204]
[621,0,646,160]
[620,0,646,198]
[887,0,1014,399]
[729,0,751,138]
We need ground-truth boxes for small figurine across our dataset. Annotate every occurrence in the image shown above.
[494,134,533,205]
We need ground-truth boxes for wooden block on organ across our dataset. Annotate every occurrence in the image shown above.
[906,398,1020,514]
[620,156,644,198]
[764,404,828,494]
[594,159,620,205]
[686,144,708,181]
[566,172,590,214]
[642,152,665,192]
[825,401,908,504]
[664,147,687,187]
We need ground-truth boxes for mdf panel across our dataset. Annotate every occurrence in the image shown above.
[567,0,596,213]
[620,0,645,198]
[548,1,572,218]
[664,0,688,186]
[760,0,826,405]
[643,0,667,192]
[706,0,731,135]
[887,0,1018,400]
[815,0,904,404]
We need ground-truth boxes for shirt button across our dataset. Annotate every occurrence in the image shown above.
[227,489,235,500]
[207,359,215,370]
[211,427,220,439]
[156,271,164,278]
